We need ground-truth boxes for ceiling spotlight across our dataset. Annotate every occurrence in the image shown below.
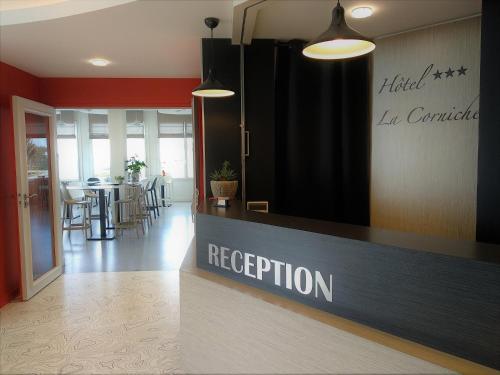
[351,6,373,19]
[89,58,110,67]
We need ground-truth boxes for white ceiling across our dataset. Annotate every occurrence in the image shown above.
[0,0,481,78]
[0,0,135,25]
[253,0,481,40]
[0,0,233,78]
[0,0,67,12]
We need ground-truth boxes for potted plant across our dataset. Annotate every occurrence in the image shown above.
[210,160,238,199]
[114,175,125,184]
[126,157,147,182]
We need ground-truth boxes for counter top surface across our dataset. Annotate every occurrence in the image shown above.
[198,201,500,264]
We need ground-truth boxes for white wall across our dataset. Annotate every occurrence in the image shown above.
[144,109,161,176]
[171,178,194,202]
[76,110,92,180]
[108,109,127,179]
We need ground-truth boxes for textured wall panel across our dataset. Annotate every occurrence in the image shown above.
[371,18,480,240]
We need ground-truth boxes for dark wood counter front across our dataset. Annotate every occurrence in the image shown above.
[196,201,500,370]
[198,201,500,264]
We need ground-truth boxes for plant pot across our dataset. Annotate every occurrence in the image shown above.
[131,172,140,183]
[210,180,238,199]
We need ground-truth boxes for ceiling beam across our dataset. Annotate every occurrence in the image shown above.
[232,0,268,45]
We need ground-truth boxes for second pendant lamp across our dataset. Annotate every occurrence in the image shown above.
[303,0,375,60]
[192,17,235,98]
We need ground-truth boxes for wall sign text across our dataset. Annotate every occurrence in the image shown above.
[207,243,334,302]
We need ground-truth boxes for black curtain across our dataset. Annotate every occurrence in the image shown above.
[274,40,371,226]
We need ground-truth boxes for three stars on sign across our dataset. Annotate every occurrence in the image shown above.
[433,66,468,80]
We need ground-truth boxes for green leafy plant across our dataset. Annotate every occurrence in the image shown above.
[210,160,237,181]
[126,157,147,173]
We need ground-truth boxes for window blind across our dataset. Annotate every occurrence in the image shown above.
[157,111,193,138]
[126,110,144,138]
[89,113,109,139]
[159,122,185,138]
[56,111,76,139]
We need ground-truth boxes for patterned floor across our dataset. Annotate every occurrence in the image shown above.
[0,271,182,374]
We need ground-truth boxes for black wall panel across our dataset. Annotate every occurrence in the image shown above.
[477,0,500,244]
[274,41,371,226]
[202,39,241,198]
[202,39,370,225]
[244,40,276,208]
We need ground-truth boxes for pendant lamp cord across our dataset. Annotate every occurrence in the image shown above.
[210,27,215,73]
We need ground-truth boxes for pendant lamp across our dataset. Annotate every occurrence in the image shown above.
[192,17,235,98]
[303,0,375,60]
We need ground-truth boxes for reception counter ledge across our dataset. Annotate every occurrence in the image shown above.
[185,201,500,373]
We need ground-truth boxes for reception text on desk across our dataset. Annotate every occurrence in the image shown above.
[207,243,333,302]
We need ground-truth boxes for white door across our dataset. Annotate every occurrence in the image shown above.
[13,96,63,300]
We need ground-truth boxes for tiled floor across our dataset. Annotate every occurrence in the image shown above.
[0,203,193,374]
[0,271,182,374]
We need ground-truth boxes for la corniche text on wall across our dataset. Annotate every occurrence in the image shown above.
[207,243,334,302]
[376,63,479,126]
[370,17,480,241]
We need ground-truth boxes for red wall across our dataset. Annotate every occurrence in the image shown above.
[0,63,201,308]
[39,78,199,108]
[0,62,41,307]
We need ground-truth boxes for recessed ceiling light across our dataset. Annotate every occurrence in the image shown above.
[89,58,110,67]
[351,6,373,19]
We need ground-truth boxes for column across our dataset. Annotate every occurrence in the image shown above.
[108,109,127,180]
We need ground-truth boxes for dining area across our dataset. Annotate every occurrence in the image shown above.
[51,107,195,273]
[60,176,163,241]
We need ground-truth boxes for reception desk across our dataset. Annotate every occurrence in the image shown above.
[188,201,500,371]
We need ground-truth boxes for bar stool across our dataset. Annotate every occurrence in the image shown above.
[60,184,92,238]
[113,185,143,238]
[147,177,160,219]
[86,177,100,207]
[84,189,110,228]
[137,181,153,227]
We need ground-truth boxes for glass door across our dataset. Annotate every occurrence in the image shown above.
[13,96,62,300]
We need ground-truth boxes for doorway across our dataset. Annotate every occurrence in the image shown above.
[13,96,63,300]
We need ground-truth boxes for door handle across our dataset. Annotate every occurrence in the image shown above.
[245,131,250,157]
[23,193,38,208]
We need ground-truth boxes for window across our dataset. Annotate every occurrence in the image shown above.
[56,111,79,180]
[92,139,111,178]
[127,138,146,161]
[89,114,109,139]
[89,113,110,178]
[159,138,187,178]
[126,110,146,161]
[126,110,146,179]
[158,112,193,178]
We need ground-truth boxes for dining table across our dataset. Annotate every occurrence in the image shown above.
[66,183,123,240]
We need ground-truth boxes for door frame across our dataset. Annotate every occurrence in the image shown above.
[13,96,63,300]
